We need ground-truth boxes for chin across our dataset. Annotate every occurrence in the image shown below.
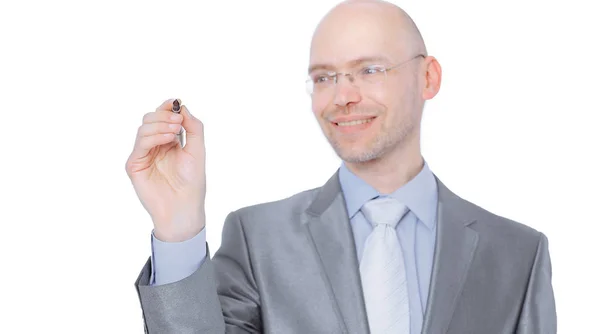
[332,142,385,163]
[329,129,403,164]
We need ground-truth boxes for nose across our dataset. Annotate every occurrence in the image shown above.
[333,74,362,107]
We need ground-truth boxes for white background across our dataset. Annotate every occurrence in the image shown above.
[1,0,598,332]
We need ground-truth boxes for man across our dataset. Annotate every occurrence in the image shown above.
[126,0,556,333]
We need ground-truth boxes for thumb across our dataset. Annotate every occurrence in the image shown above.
[180,105,205,157]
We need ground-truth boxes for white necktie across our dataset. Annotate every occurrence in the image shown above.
[359,197,410,334]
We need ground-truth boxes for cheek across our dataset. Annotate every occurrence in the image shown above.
[369,87,388,102]
[311,97,329,118]
[376,83,414,114]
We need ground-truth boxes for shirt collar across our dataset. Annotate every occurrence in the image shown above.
[338,160,438,230]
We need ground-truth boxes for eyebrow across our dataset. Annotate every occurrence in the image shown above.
[308,55,392,74]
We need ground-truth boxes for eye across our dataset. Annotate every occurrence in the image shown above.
[312,73,333,84]
[362,65,385,75]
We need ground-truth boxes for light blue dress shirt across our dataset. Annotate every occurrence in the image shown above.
[338,162,438,334]
[150,161,438,334]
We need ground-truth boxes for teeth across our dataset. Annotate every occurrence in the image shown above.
[337,118,374,127]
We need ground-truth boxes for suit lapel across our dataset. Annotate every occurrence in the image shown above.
[302,170,480,334]
[422,178,479,333]
[304,170,370,334]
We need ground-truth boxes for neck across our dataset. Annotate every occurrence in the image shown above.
[345,141,424,194]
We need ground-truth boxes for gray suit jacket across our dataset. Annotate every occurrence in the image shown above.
[135,171,557,333]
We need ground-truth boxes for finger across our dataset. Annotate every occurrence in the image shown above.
[179,105,205,157]
[137,122,182,137]
[128,132,176,163]
[142,110,183,125]
[137,133,177,152]
[155,98,181,112]
[130,122,179,160]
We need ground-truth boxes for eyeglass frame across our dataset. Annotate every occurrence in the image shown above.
[305,54,426,96]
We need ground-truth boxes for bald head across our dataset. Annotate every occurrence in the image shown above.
[307,0,442,169]
[310,0,426,69]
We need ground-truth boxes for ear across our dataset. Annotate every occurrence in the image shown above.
[422,56,442,100]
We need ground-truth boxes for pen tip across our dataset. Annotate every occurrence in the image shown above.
[172,99,181,112]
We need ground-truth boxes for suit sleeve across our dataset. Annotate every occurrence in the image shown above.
[516,232,557,334]
[134,211,262,334]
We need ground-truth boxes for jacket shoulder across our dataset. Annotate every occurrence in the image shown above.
[438,178,544,244]
[230,185,322,225]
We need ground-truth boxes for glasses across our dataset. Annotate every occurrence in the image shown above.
[305,54,425,96]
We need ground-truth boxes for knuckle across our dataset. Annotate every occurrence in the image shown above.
[125,159,132,175]
[162,122,173,131]
[158,99,172,110]
[125,155,137,176]
[157,110,171,121]
[142,112,153,123]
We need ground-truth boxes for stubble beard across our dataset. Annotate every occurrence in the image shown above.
[324,115,417,164]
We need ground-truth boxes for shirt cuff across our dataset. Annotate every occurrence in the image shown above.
[150,227,207,286]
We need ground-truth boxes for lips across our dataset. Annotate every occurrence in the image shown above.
[331,116,377,134]
[334,117,376,127]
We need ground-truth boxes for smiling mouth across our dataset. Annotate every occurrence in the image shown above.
[334,117,376,127]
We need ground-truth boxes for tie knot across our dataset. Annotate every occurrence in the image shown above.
[361,197,409,229]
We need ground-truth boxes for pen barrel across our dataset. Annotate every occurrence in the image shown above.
[176,129,185,147]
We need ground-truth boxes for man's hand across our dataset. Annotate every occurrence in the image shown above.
[126,99,206,242]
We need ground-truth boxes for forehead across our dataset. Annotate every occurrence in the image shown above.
[309,4,407,70]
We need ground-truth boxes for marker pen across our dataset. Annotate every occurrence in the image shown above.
[172,99,184,146]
